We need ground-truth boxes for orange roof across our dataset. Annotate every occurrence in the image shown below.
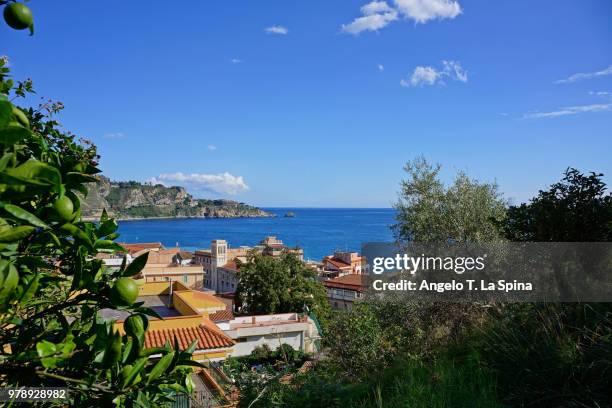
[144,325,234,350]
[323,274,365,291]
[221,260,240,271]
[209,308,234,322]
[325,258,352,269]
[120,242,164,253]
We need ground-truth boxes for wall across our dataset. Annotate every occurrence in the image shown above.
[230,331,304,357]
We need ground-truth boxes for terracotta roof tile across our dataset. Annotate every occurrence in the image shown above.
[325,258,352,269]
[120,242,164,254]
[144,325,234,350]
[323,274,365,291]
[209,308,234,322]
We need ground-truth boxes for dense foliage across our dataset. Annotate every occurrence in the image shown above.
[239,164,612,408]
[235,252,331,327]
[393,156,507,243]
[502,168,612,242]
[0,58,199,406]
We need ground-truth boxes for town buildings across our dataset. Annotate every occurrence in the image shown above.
[98,242,205,289]
[323,273,365,310]
[104,281,322,360]
[320,251,367,278]
[193,236,304,294]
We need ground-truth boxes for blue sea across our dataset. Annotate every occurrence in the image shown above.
[117,208,396,261]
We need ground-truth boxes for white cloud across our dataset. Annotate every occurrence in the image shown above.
[103,132,126,139]
[342,1,398,34]
[342,0,461,34]
[265,25,288,35]
[150,172,250,195]
[590,91,612,99]
[523,103,612,119]
[401,60,467,87]
[378,64,385,71]
[555,65,612,84]
[362,0,396,14]
[207,145,217,151]
[394,0,461,23]
[230,58,244,64]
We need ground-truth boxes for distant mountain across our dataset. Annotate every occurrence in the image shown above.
[80,177,272,220]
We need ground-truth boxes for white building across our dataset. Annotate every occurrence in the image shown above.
[211,312,322,357]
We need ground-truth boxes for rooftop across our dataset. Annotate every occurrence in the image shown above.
[323,274,365,291]
[100,295,181,321]
[145,324,235,350]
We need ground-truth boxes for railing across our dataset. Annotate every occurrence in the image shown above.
[170,391,218,408]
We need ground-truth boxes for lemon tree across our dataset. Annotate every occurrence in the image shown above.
[0,15,201,408]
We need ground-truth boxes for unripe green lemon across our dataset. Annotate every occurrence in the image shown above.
[53,195,74,222]
[12,106,29,128]
[3,3,33,30]
[111,277,139,306]
[124,314,148,338]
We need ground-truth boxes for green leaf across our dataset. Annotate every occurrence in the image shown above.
[19,274,39,302]
[184,339,198,355]
[0,126,30,145]
[0,99,11,128]
[6,159,62,188]
[0,225,35,242]
[146,351,175,384]
[100,208,109,223]
[36,340,57,358]
[122,357,147,389]
[94,239,123,252]
[0,152,13,172]
[3,204,49,229]
[176,359,205,369]
[123,251,149,277]
[98,218,118,236]
[59,223,93,247]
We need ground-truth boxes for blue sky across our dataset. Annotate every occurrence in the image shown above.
[3,0,611,207]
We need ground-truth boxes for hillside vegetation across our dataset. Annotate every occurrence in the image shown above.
[80,177,272,220]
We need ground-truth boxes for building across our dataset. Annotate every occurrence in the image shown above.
[98,243,205,289]
[320,251,367,279]
[256,236,304,261]
[323,274,365,310]
[140,247,204,289]
[193,237,304,294]
[96,242,165,268]
[194,240,250,293]
[211,312,322,357]
[104,281,322,360]
[106,281,236,362]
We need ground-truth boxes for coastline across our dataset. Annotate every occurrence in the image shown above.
[82,214,277,222]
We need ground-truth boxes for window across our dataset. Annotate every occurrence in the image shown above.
[182,274,188,283]
[236,337,247,343]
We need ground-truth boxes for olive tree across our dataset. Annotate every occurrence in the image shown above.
[0,59,200,406]
[393,156,507,243]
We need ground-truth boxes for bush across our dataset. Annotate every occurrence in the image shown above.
[478,303,612,407]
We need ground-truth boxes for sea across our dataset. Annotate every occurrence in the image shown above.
[117,208,396,261]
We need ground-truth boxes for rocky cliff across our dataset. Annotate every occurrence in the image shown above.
[80,177,272,220]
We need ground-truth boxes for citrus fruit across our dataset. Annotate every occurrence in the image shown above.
[12,106,29,128]
[111,277,139,306]
[3,3,33,30]
[53,195,74,222]
[124,314,148,338]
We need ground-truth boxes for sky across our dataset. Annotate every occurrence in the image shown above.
[2,0,611,207]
